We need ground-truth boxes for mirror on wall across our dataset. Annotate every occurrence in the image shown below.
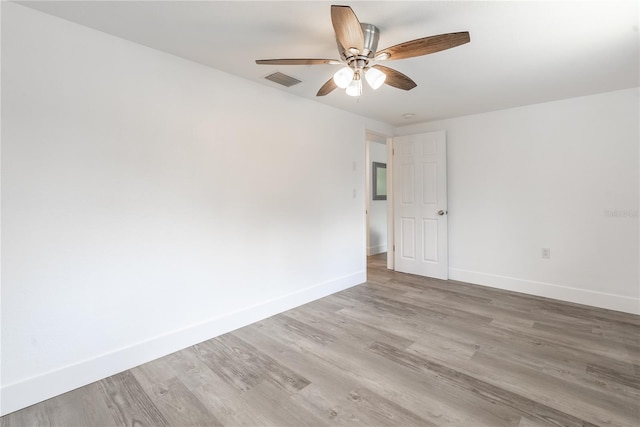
[372,162,387,200]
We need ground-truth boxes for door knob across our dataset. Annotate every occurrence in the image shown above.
[438,210,446,216]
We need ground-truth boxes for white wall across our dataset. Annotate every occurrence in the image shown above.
[367,140,387,255]
[0,3,393,415]
[396,88,640,314]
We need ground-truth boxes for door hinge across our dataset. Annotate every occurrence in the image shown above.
[392,148,395,156]
[393,245,395,252]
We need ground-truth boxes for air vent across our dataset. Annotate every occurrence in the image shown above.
[264,72,301,87]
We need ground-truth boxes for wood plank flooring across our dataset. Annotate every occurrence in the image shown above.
[2,253,639,426]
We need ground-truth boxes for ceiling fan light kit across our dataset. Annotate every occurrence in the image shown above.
[346,74,363,97]
[256,5,470,98]
[334,66,355,88]
[365,67,386,90]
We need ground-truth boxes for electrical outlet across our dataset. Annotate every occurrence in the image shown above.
[542,248,551,259]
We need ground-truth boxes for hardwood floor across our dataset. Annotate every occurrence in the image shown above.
[2,253,639,426]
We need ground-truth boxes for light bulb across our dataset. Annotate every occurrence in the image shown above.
[346,77,362,97]
[365,67,386,90]
[333,67,354,89]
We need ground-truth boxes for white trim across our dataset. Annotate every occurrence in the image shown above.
[0,271,365,416]
[449,268,639,315]
[386,136,394,270]
[365,139,372,259]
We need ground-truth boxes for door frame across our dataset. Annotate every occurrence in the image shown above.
[366,131,447,275]
[386,135,394,270]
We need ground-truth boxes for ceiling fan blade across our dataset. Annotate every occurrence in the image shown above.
[256,59,341,65]
[376,32,470,61]
[316,78,338,96]
[331,5,364,53]
[373,65,417,90]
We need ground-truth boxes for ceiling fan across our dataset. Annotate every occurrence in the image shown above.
[256,5,470,97]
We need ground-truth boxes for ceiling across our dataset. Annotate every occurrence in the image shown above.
[16,1,640,126]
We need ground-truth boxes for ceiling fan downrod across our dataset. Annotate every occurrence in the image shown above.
[337,23,380,62]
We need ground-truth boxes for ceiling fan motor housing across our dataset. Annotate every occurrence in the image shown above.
[361,23,380,58]
[338,23,380,64]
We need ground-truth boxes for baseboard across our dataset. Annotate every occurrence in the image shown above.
[367,244,387,256]
[449,268,639,315]
[0,271,365,416]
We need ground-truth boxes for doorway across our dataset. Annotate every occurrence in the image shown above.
[365,132,390,264]
[365,130,448,278]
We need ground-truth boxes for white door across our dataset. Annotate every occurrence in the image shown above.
[393,131,448,279]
